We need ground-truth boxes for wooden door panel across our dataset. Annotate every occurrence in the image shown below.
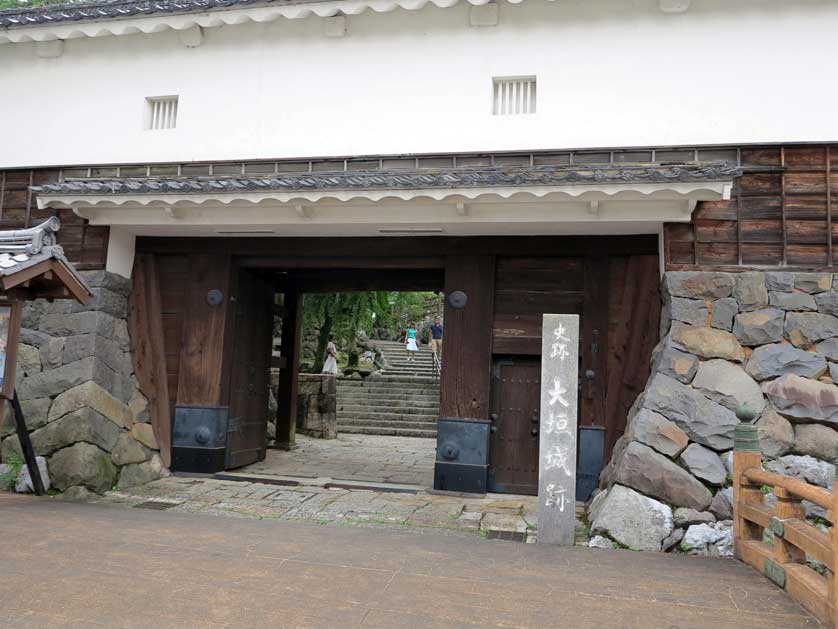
[488,358,541,495]
[226,270,274,469]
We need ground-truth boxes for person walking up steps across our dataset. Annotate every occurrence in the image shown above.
[430,317,443,359]
[322,333,339,375]
[405,322,419,362]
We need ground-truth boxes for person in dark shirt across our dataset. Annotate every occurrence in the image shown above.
[430,317,443,358]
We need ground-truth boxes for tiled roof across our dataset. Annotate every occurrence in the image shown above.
[32,163,742,196]
[0,0,271,28]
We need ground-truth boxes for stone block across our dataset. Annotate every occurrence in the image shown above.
[672,325,744,362]
[130,422,159,450]
[692,359,765,415]
[765,272,795,293]
[39,337,65,370]
[733,272,768,311]
[756,410,795,458]
[63,334,132,376]
[17,357,96,400]
[681,522,733,557]
[816,338,838,361]
[709,487,733,520]
[670,297,708,326]
[793,424,838,462]
[49,442,117,493]
[795,273,832,294]
[117,453,167,489]
[39,310,116,339]
[763,374,838,424]
[816,292,838,316]
[769,291,817,311]
[80,270,132,297]
[732,308,785,346]
[624,408,689,458]
[664,272,734,299]
[765,455,835,488]
[19,328,51,348]
[14,455,50,493]
[679,443,727,486]
[111,432,152,466]
[113,318,131,353]
[710,298,737,331]
[641,373,739,451]
[588,535,613,549]
[746,343,827,381]
[662,527,685,552]
[650,338,698,384]
[785,312,838,348]
[17,344,41,377]
[673,508,716,527]
[612,441,713,510]
[1,434,21,462]
[30,407,122,456]
[591,484,673,551]
[48,380,134,429]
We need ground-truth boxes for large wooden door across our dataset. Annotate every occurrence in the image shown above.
[488,358,541,495]
[226,270,274,469]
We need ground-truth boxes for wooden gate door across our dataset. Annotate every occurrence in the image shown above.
[488,357,541,495]
[225,270,274,469]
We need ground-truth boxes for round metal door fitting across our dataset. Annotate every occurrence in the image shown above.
[440,442,460,461]
[206,289,224,306]
[195,426,212,445]
[447,290,468,310]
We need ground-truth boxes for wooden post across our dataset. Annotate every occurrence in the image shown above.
[537,314,580,546]
[772,487,805,565]
[275,285,302,450]
[11,391,44,495]
[830,480,838,629]
[733,421,763,560]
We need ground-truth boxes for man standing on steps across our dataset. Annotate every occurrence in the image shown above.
[430,317,443,360]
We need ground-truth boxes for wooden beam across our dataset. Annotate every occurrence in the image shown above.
[240,256,445,270]
[275,285,302,449]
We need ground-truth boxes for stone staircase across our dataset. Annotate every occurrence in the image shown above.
[336,341,440,438]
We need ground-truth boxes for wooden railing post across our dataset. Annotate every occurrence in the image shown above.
[830,480,838,629]
[733,421,763,561]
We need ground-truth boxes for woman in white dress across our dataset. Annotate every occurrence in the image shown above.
[405,322,419,362]
[322,333,339,375]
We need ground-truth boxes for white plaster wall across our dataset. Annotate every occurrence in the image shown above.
[1,0,837,168]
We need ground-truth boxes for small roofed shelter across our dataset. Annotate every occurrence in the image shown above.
[0,217,92,495]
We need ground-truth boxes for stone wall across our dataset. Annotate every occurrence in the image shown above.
[591,271,838,557]
[0,271,167,497]
[296,374,337,439]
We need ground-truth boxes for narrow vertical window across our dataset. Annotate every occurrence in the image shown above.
[492,77,536,115]
[145,96,179,130]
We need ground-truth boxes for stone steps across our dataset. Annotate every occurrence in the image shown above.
[337,417,438,430]
[339,401,439,413]
[337,424,437,438]
[337,409,438,422]
[338,376,438,386]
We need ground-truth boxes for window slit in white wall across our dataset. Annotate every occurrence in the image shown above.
[493,77,536,116]
[146,96,179,130]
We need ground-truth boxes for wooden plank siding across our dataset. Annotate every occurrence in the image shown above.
[665,144,838,270]
[0,169,109,270]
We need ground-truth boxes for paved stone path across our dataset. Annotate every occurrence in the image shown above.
[242,434,436,487]
[98,475,540,540]
[0,492,817,628]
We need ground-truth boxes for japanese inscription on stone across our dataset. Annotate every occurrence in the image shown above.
[537,314,579,546]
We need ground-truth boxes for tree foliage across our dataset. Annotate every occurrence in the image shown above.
[0,0,66,11]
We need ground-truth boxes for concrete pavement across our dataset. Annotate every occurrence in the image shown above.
[0,492,818,628]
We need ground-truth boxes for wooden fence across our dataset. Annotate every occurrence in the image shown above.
[733,423,838,627]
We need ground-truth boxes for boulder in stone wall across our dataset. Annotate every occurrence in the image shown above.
[117,453,168,489]
[785,312,838,348]
[624,408,689,458]
[113,318,131,353]
[63,334,132,377]
[679,443,728,486]
[664,272,734,300]
[612,441,713,510]
[650,339,699,384]
[720,450,734,476]
[830,363,838,383]
[39,337,65,370]
[793,424,838,462]
[48,380,134,429]
[588,535,614,550]
[0,407,13,439]
[587,487,609,523]
[1,434,21,462]
[49,442,118,493]
[817,292,838,317]
[30,407,122,456]
[769,291,817,312]
[765,455,835,488]
[816,338,838,362]
[795,273,833,294]
[692,359,765,415]
[591,484,674,551]
[17,357,95,400]
[81,270,132,297]
[17,344,41,378]
[710,298,737,332]
[130,422,159,450]
[733,308,785,346]
[60,485,97,501]
[39,310,116,339]
[746,343,827,381]
[766,272,795,293]
[642,373,739,451]
[662,528,685,552]
[111,432,152,466]
[673,508,716,527]
[128,392,150,423]
[709,487,733,520]
[681,522,733,558]
[762,374,838,423]
[733,272,768,312]
[18,398,52,432]
[670,297,708,326]
[672,325,744,363]
[14,456,50,493]
[756,410,795,458]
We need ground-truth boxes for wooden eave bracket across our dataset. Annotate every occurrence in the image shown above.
[1,259,92,305]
